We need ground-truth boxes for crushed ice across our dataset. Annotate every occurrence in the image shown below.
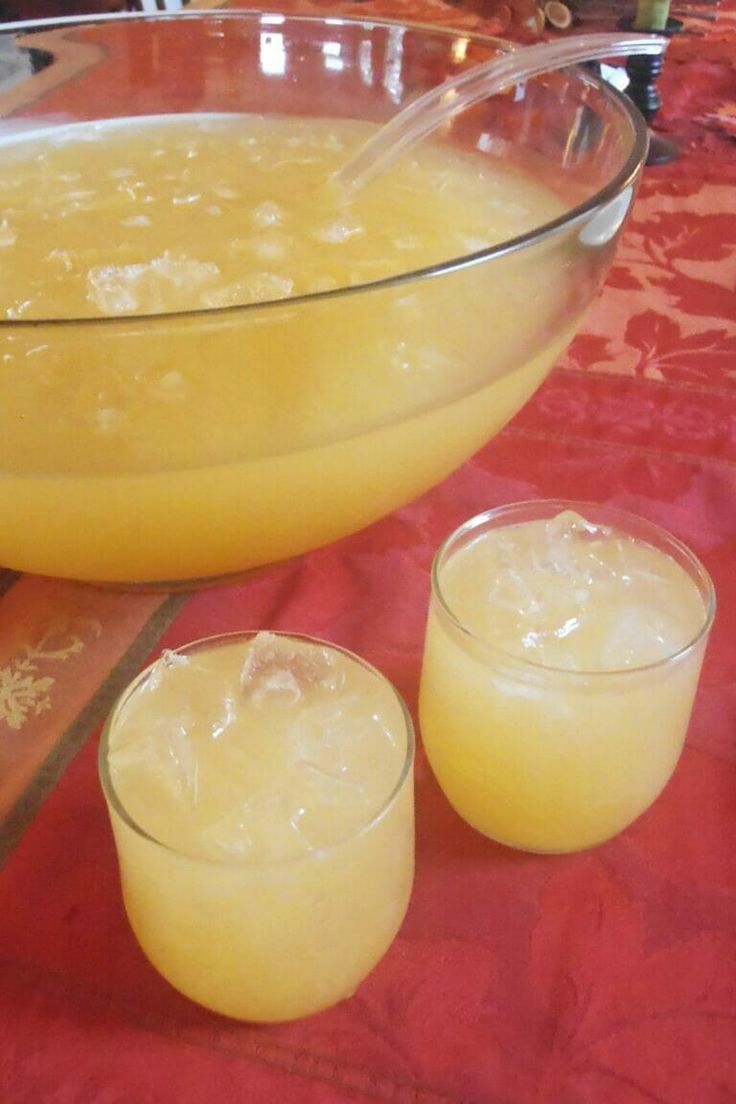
[199,273,293,308]
[86,251,220,314]
[313,215,364,244]
[251,199,283,228]
[240,631,344,706]
[147,647,189,691]
[0,219,16,248]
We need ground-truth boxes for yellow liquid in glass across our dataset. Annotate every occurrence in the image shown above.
[419,511,709,853]
[0,115,575,583]
[103,632,413,1021]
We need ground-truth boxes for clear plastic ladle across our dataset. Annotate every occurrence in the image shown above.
[335,32,667,193]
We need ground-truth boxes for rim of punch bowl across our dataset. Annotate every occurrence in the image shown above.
[0,9,649,329]
[98,629,415,866]
[431,498,716,681]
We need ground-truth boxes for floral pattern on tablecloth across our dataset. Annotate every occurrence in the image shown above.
[0,3,735,1103]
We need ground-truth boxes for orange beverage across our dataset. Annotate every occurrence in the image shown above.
[419,501,715,853]
[100,630,414,1022]
[0,114,583,584]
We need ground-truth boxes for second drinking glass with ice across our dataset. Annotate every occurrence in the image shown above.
[420,501,714,853]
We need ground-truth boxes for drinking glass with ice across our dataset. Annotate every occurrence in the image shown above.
[99,630,414,1021]
[419,501,715,853]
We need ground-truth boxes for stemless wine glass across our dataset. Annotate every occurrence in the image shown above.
[419,501,715,854]
[99,630,414,1022]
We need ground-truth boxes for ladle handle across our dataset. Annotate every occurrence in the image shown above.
[336,33,667,193]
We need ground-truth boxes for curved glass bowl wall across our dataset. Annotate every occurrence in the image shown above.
[0,13,648,586]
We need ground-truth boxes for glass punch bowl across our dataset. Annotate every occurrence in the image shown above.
[0,11,647,586]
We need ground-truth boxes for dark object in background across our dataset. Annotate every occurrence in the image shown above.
[1,1,127,19]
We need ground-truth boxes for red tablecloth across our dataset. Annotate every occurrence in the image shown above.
[1,3,735,1101]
